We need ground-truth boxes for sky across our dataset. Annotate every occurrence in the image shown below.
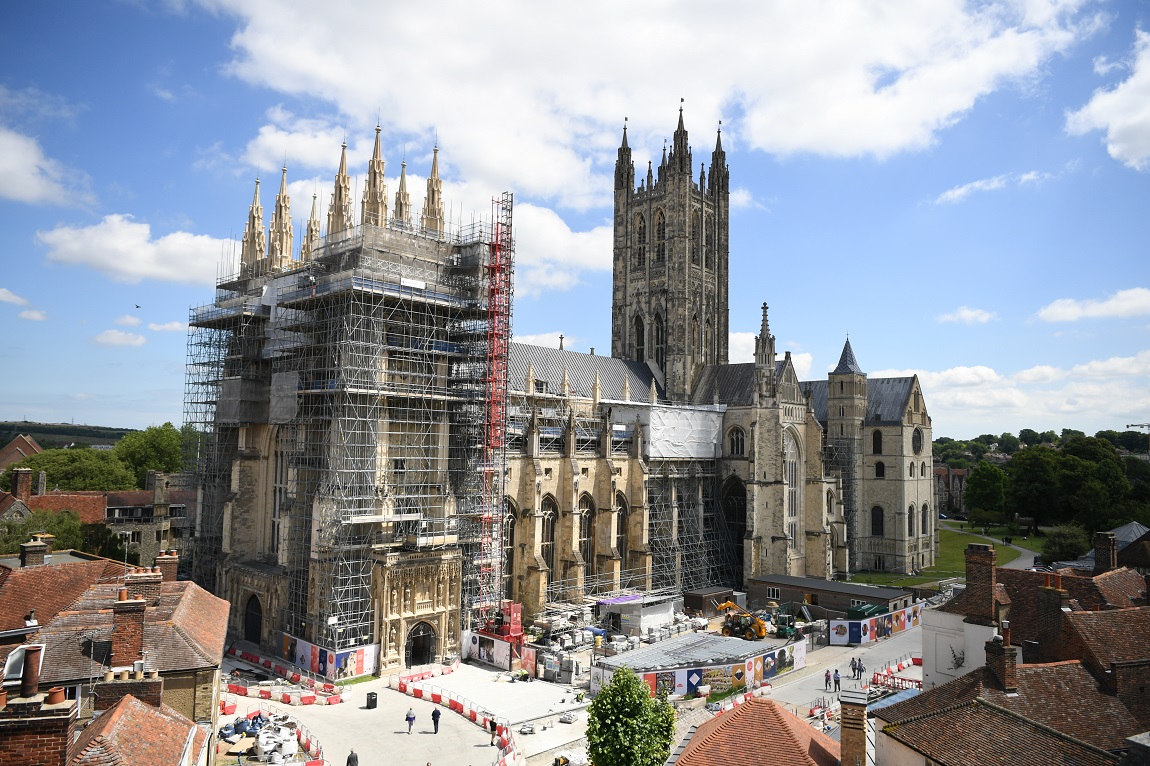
[1,0,1148,440]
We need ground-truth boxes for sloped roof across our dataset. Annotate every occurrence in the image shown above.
[832,339,864,375]
[877,662,1140,752]
[747,573,911,600]
[1119,529,1150,569]
[804,377,918,426]
[878,695,1118,766]
[0,434,42,470]
[1065,607,1150,671]
[0,559,123,633]
[38,581,229,684]
[68,694,202,766]
[509,343,664,401]
[990,568,1146,645]
[674,698,839,766]
[26,492,107,524]
[690,363,756,406]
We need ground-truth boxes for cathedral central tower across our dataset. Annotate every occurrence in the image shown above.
[610,106,730,403]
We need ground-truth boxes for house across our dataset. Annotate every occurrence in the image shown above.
[745,573,915,615]
[667,697,839,766]
[0,433,42,472]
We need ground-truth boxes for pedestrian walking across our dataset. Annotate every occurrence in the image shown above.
[833,669,841,692]
[849,657,857,678]
[431,707,441,733]
[489,717,499,746]
[346,749,359,766]
[406,707,416,734]
[857,662,865,681]
[824,669,831,690]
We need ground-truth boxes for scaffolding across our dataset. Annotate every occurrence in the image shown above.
[826,435,859,572]
[185,202,513,652]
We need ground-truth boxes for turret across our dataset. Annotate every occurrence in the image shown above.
[614,119,634,192]
[709,122,728,195]
[361,125,388,226]
[393,160,411,227]
[754,303,777,402]
[240,178,266,273]
[267,166,293,271]
[300,193,321,262]
[420,146,445,236]
[327,142,353,235]
[670,99,691,174]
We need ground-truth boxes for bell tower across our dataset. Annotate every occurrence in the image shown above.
[610,104,729,403]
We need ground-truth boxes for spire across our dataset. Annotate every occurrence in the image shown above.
[525,360,535,397]
[754,303,777,398]
[615,117,634,192]
[301,192,321,262]
[267,166,293,270]
[760,302,771,339]
[709,119,729,195]
[621,375,631,402]
[393,160,411,227]
[672,98,690,173]
[420,145,445,236]
[361,126,388,226]
[646,160,654,189]
[240,178,266,272]
[833,338,865,375]
[328,142,353,235]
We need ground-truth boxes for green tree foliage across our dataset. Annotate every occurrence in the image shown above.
[114,422,184,489]
[964,462,1007,521]
[997,432,1020,455]
[0,510,84,553]
[81,524,139,565]
[1019,429,1041,447]
[0,448,135,492]
[587,667,676,766]
[1006,446,1061,526]
[1059,428,1086,445]
[1039,430,1058,444]
[1042,524,1090,564]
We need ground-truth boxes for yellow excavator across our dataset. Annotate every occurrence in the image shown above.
[714,601,768,640]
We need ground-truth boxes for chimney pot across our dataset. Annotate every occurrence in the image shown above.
[19,645,42,698]
[103,670,114,682]
[118,587,128,601]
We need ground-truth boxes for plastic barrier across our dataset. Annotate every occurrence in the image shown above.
[301,694,316,705]
[227,683,249,696]
[326,694,342,705]
[220,700,237,715]
[258,689,272,699]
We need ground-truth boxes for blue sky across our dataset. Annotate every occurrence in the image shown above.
[1,1,1148,439]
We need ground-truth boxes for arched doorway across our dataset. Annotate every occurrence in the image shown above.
[720,477,747,587]
[405,621,437,668]
[244,594,263,645]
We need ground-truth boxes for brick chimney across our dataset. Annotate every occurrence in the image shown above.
[984,622,1018,693]
[94,669,163,712]
[0,644,78,766]
[1037,578,1071,663]
[1093,532,1118,576]
[839,688,869,766]
[19,537,48,567]
[12,467,33,502]
[33,532,54,554]
[124,567,163,605]
[155,550,178,582]
[962,544,998,625]
[111,587,146,667]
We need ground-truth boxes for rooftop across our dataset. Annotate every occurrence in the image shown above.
[595,632,789,672]
[68,693,208,766]
[671,698,839,766]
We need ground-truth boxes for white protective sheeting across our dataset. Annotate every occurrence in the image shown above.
[647,406,723,459]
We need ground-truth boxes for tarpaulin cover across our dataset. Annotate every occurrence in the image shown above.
[647,407,722,459]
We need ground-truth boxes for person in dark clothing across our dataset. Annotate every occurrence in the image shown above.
[406,707,416,734]
[833,669,841,692]
[431,707,441,733]
[346,749,359,766]
[489,717,498,745]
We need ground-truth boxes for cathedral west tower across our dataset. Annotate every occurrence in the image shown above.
[611,106,730,403]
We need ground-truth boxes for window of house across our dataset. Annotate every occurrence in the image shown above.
[765,587,781,600]
[871,506,884,537]
[729,427,745,456]
[875,461,885,479]
[850,599,868,607]
[873,430,883,455]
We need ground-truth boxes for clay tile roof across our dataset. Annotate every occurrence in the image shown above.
[878,662,1140,752]
[675,698,840,766]
[1065,607,1150,670]
[879,697,1118,766]
[1119,533,1150,569]
[991,567,1146,645]
[0,434,42,470]
[0,559,122,632]
[69,694,200,766]
[26,493,108,524]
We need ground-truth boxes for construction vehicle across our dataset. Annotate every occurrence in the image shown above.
[774,613,797,639]
[713,601,768,640]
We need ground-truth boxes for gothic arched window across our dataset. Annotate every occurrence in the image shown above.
[653,314,665,371]
[635,214,647,268]
[873,430,883,455]
[784,431,802,548]
[540,496,558,573]
[503,498,517,600]
[908,504,915,537]
[921,504,929,537]
[705,214,714,269]
[655,209,666,264]
[728,427,745,456]
[875,461,885,479]
[578,494,595,579]
[909,462,916,478]
[691,314,700,358]
[692,210,701,265]
[634,314,645,363]
[871,506,885,537]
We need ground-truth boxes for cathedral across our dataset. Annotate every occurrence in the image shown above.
[186,109,934,676]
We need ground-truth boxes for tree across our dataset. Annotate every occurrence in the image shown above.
[964,462,1007,521]
[1019,429,1041,447]
[1042,524,1090,564]
[1117,430,1149,454]
[1006,446,1061,526]
[1059,428,1086,445]
[0,448,135,492]
[114,422,184,489]
[0,510,84,553]
[1039,430,1058,444]
[587,667,676,766]
[997,432,1020,455]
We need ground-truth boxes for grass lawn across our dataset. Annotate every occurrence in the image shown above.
[849,528,1021,588]
[944,521,1042,553]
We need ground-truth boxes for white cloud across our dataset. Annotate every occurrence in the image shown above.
[115,314,142,326]
[788,351,813,380]
[1012,364,1064,383]
[1035,287,1150,321]
[18,310,46,321]
[0,126,94,206]
[1067,30,1150,170]
[730,188,761,210]
[37,214,237,285]
[512,204,611,295]
[514,331,574,349]
[148,321,187,332]
[1070,350,1150,378]
[933,168,1055,204]
[0,288,29,305]
[729,332,756,363]
[91,329,147,347]
[937,305,997,324]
